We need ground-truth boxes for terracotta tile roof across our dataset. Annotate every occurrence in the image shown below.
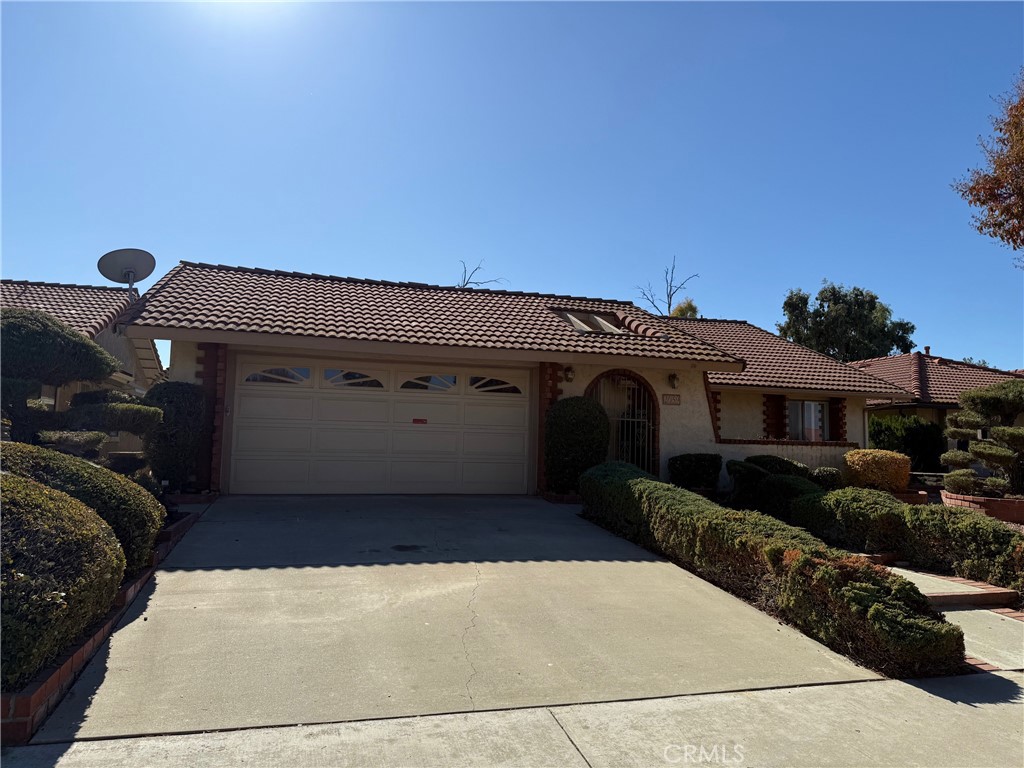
[851,353,1024,406]
[121,262,743,365]
[1,279,133,339]
[667,318,911,397]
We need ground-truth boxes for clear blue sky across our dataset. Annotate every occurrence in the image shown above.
[4,2,1022,369]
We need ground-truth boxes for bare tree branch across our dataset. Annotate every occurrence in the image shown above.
[456,260,508,289]
[635,255,698,314]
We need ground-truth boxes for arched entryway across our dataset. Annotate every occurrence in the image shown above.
[586,369,659,475]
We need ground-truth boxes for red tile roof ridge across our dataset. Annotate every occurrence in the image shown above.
[852,351,1024,378]
[176,260,639,307]
[1,278,130,293]
[662,316,753,325]
[909,351,924,400]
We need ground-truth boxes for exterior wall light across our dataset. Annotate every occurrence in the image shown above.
[668,373,680,389]
[564,366,576,383]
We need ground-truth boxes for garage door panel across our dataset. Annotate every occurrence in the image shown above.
[314,428,388,454]
[465,403,526,427]
[463,431,526,457]
[310,460,389,483]
[317,398,390,423]
[392,429,460,455]
[462,461,527,487]
[235,426,312,454]
[232,359,531,494]
[391,460,459,484]
[238,395,313,421]
[393,401,460,425]
[234,459,309,484]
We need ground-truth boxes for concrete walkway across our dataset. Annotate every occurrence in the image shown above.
[32,496,875,742]
[5,672,1022,767]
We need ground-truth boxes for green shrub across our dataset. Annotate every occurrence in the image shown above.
[868,415,945,472]
[943,469,978,495]
[810,466,844,491]
[1,474,125,690]
[143,382,209,492]
[543,397,610,493]
[579,462,964,677]
[754,475,823,520]
[725,459,770,507]
[940,450,974,469]
[745,454,811,478]
[130,467,164,499]
[2,442,165,575]
[982,477,1013,496]
[69,389,142,407]
[843,449,911,492]
[901,504,1024,595]
[37,430,108,459]
[791,488,907,554]
[105,452,147,476]
[0,309,117,388]
[68,403,163,435]
[667,453,722,490]
[945,381,1024,496]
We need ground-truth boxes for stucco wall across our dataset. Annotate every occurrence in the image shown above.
[717,390,765,440]
[94,328,136,376]
[167,341,201,384]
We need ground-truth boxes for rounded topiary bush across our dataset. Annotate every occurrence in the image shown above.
[810,466,844,491]
[667,453,722,491]
[842,449,911,492]
[143,381,208,492]
[544,396,610,493]
[745,454,811,479]
[2,442,166,575]
[1,474,125,691]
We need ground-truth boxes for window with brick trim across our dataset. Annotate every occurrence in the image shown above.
[787,400,829,442]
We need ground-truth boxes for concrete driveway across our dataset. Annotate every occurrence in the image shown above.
[34,496,877,743]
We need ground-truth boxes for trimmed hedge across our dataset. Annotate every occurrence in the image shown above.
[843,449,910,492]
[143,382,209,492]
[69,389,143,408]
[754,475,823,520]
[544,396,610,493]
[1,474,125,690]
[37,430,108,459]
[2,443,166,575]
[0,308,117,387]
[725,459,770,508]
[579,462,964,677]
[868,415,945,472]
[68,402,163,436]
[790,489,908,554]
[810,466,844,491]
[901,504,1024,595]
[667,453,722,490]
[943,469,978,495]
[745,454,812,479]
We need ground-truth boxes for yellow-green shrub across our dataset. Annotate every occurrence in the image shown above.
[843,449,910,492]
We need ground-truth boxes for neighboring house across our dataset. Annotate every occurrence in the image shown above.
[850,348,1024,430]
[1,279,164,450]
[666,318,912,470]
[118,262,910,495]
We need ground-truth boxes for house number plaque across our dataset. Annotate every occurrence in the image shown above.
[662,394,681,406]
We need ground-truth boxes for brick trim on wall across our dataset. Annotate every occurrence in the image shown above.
[536,362,564,492]
[716,437,858,448]
[702,375,722,441]
[763,394,787,439]
[196,342,227,493]
[828,397,848,442]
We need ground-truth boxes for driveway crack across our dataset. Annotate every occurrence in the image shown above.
[460,562,482,710]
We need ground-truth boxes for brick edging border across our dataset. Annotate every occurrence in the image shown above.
[0,507,208,744]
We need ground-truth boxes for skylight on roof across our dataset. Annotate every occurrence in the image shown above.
[558,310,626,334]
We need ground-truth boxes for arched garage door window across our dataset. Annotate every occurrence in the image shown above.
[585,370,659,475]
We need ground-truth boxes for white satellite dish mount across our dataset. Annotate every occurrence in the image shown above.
[97,248,156,297]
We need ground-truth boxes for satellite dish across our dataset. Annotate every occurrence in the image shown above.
[97,248,155,296]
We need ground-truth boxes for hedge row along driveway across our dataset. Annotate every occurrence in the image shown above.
[579,462,965,678]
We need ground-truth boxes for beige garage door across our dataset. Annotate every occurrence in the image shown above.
[230,358,531,494]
